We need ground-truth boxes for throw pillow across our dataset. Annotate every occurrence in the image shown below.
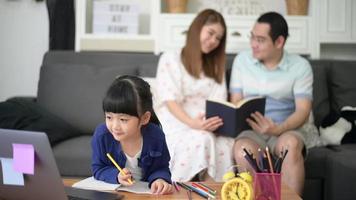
[0,98,81,146]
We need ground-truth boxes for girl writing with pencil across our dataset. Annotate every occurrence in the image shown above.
[91,75,173,195]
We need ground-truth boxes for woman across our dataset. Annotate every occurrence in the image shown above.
[155,9,234,181]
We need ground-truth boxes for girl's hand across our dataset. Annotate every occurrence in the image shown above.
[150,179,173,195]
[117,168,133,186]
[190,113,223,132]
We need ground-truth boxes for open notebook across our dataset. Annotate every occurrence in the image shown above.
[73,176,152,194]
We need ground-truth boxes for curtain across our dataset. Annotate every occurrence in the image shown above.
[46,0,75,50]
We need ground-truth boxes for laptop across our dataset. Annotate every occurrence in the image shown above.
[0,128,123,200]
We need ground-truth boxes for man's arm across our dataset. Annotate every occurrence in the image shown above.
[230,93,243,105]
[247,98,311,136]
[278,58,313,135]
[277,98,312,135]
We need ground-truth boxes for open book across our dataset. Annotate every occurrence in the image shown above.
[72,176,151,194]
[206,96,266,138]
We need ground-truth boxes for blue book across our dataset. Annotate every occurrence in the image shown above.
[206,96,266,138]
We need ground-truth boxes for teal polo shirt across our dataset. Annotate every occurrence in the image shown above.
[229,50,313,124]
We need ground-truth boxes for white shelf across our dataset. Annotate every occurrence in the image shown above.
[75,0,159,52]
[157,14,312,55]
[75,0,356,58]
[319,0,356,43]
[79,34,154,52]
[81,34,154,40]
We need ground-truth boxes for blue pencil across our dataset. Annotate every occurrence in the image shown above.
[191,183,216,199]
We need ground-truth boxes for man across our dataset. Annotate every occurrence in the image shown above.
[229,12,313,196]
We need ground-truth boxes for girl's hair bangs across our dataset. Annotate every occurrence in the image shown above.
[102,81,139,117]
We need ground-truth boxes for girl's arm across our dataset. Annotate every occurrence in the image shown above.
[146,137,172,188]
[91,125,120,184]
[150,179,173,195]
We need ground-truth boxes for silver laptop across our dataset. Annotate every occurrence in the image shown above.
[0,129,122,200]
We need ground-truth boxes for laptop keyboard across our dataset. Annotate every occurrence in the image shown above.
[65,186,123,200]
[67,195,90,200]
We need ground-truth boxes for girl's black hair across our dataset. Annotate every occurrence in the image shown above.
[103,75,161,127]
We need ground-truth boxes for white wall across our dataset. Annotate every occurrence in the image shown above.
[0,1,48,101]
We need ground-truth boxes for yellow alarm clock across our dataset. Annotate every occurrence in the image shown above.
[221,172,253,200]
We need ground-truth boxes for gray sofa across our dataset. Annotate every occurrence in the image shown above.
[6,51,356,200]
[303,59,356,200]
[36,51,160,177]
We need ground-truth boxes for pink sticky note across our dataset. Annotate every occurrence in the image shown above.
[12,143,35,175]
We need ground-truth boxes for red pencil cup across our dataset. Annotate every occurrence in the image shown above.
[253,173,281,200]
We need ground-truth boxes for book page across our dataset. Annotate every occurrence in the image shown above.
[72,177,119,191]
[116,181,151,194]
[236,96,264,108]
[72,176,152,194]
[207,99,237,108]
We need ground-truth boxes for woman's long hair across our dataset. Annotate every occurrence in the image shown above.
[181,9,227,84]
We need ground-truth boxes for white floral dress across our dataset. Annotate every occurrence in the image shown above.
[154,50,235,181]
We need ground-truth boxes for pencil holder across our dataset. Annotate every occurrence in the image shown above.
[253,173,281,200]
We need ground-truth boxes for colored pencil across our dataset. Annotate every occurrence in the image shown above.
[265,147,274,173]
[190,183,215,199]
[176,182,192,191]
[199,182,217,194]
[106,153,133,184]
[173,181,180,191]
[243,152,260,172]
[186,190,192,200]
[179,182,210,199]
[192,182,216,196]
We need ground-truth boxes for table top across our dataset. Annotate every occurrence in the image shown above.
[63,178,301,200]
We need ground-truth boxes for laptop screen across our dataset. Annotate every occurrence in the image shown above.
[0,129,124,200]
[0,129,68,200]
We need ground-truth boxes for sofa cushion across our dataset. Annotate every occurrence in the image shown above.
[305,146,334,178]
[325,145,356,200]
[53,136,92,176]
[310,60,331,127]
[42,51,158,70]
[37,63,137,134]
[137,63,159,77]
[328,61,356,113]
[303,179,323,200]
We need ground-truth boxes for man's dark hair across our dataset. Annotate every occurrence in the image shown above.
[257,12,289,43]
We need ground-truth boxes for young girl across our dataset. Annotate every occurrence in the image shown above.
[91,75,173,195]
